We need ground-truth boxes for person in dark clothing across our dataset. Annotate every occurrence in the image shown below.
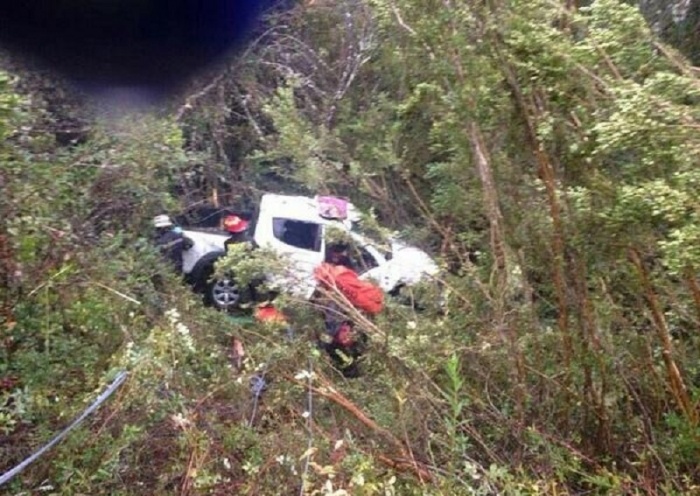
[222,214,252,251]
[314,242,370,378]
[222,214,271,304]
[326,241,356,272]
[320,320,368,378]
[153,214,193,274]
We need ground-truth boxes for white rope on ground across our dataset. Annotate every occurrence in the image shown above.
[0,371,129,487]
[299,358,314,496]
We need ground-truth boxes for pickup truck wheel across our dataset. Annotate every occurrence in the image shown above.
[190,252,244,311]
[208,277,242,311]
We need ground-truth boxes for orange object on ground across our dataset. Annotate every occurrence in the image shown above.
[314,263,384,315]
[231,338,245,369]
[254,305,287,324]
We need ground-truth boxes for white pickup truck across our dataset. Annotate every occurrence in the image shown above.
[180,193,440,311]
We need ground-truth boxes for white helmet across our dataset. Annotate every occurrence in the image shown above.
[153,214,173,228]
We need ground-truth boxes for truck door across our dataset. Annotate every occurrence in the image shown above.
[254,215,325,298]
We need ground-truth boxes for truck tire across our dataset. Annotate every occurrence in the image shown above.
[190,252,244,311]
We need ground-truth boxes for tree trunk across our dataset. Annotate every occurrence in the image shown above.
[629,248,697,425]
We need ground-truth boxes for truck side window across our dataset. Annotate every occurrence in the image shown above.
[273,218,322,252]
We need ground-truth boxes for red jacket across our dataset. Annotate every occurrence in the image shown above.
[314,263,384,315]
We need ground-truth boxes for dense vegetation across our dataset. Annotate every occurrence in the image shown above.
[2,0,700,494]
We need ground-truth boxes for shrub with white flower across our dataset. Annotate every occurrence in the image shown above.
[165,308,196,353]
[294,369,316,381]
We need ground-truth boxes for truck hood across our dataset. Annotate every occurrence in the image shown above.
[389,240,439,283]
[359,239,439,292]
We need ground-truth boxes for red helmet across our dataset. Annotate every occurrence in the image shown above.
[223,215,249,233]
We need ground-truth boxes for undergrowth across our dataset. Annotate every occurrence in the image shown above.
[3,0,700,492]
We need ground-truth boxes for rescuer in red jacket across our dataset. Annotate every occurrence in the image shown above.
[314,242,383,378]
